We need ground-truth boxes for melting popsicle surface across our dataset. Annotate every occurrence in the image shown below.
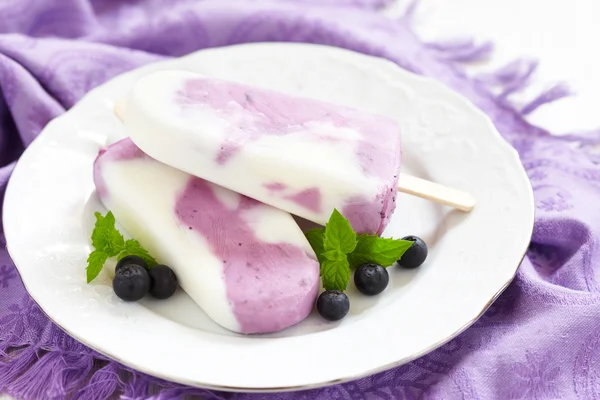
[94,139,320,334]
[124,70,402,234]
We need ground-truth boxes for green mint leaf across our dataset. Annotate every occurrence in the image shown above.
[321,257,351,291]
[86,249,108,283]
[305,228,325,264]
[322,249,344,261]
[323,209,357,255]
[87,211,159,284]
[118,239,158,268]
[91,211,124,257]
[90,212,108,249]
[308,210,356,291]
[348,234,414,269]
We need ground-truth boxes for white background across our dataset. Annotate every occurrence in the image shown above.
[387,0,599,134]
[1,0,597,398]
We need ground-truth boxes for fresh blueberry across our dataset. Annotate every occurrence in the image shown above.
[148,265,178,300]
[354,263,389,296]
[316,290,350,321]
[113,264,150,301]
[398,236,428,268]
[116,255,148,273]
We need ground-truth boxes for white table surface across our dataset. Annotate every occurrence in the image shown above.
[1,0,596,398]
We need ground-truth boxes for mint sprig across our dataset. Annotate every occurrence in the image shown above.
[321,257,351,291]
[86,211,157,283]
[306,209,413,291]
[119,238,157,268]
[348,234,413,269]
[314,209,357,290]
[323,209,357,255]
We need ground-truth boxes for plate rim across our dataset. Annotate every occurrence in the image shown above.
[3,42,535,392]
[4,255,521,392]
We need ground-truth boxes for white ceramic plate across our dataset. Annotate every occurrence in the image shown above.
[4,43,534,392]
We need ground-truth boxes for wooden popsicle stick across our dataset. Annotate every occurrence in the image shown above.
[113,101,475,212]
[114,98,126,121]
[397,174,476,211]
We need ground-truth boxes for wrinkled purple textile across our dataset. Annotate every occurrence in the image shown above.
[0,1,597,399]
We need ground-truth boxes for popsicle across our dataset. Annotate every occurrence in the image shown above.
[94,138,320,334]
[120,70,403,235]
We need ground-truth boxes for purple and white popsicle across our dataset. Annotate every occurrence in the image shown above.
[94,139,320,334]
[122,70,402,235]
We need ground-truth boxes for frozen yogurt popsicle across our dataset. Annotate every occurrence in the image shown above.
[122,70,402,235]
[94,138,320,334]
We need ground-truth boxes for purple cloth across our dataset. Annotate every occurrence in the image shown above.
[0,1,596,399]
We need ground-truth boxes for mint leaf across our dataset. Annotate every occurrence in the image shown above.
[322,249,345,261]
[86,249,108,283]
[349,234,413,268]
[306,210,417,292]
[118,239,158,268]
[323,209,356,254]
[91,211,124,257]
[90,212,107,249]
[318,209,356,290]
[321,257,351,291]
[305,228,325,264]
[87,210,158,284]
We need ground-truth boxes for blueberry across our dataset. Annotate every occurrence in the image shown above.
[116,255,148,273]
[148,265,178,299]
[398,236,428,268]
[113,264,150,301]
[354,263,389,296]
[316,290,349,321]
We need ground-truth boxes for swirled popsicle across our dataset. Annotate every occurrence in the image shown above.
[122,70,402,235]
[94,138,320,334]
